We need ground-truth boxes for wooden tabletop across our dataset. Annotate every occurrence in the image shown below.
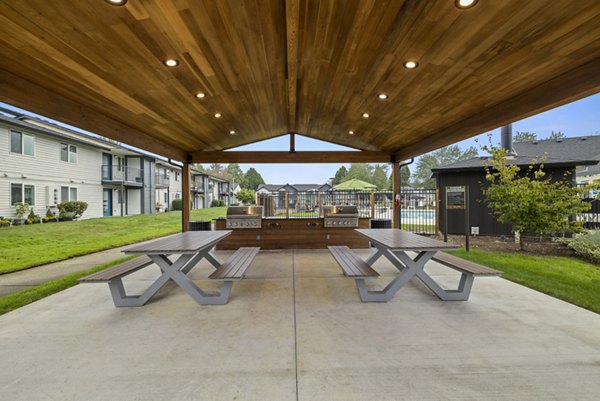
[355,229,458,251]
[124,231,232,254]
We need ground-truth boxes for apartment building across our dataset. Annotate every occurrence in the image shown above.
[0,111,230,219]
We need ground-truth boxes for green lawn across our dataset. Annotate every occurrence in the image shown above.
[0,208,226,274]
[449,248,600,314]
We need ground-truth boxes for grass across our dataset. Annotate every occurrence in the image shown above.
[0,256,136,316]
[0,207,226,274]
[449,248,600,314]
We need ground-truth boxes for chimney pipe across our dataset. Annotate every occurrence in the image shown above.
[501,124,515,156]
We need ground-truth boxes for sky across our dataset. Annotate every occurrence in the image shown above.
[1,93,599,185]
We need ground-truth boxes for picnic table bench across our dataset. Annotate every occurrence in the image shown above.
[329,229,501,302]
[80,232,260,307]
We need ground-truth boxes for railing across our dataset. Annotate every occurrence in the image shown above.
[155,174,170,187]
[256,189,437,235]
[101,165,142,184]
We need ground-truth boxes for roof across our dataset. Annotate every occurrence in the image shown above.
[432,136,600,173]
[334,179,377,190]
[0,2,598,163]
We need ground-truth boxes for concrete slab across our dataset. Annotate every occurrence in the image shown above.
[1,249,599,401]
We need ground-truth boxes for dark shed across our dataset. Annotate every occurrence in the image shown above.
[432,137,600,236]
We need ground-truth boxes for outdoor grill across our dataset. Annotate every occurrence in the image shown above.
[225,206,263,229]
[323,205,359,228]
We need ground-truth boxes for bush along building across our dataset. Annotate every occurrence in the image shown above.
[432,126,600,236]
[0,109,232,219]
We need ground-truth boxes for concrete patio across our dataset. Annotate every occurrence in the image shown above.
[1,249,599,401]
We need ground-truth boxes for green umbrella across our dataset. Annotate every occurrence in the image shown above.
[334,179,377,190]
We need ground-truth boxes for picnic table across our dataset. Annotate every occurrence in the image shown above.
[81,231,260,306]
[329,229,497,302]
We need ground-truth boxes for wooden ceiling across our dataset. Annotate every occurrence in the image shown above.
[0,0,599,163]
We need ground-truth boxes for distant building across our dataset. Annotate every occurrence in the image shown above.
[0,111,231,219]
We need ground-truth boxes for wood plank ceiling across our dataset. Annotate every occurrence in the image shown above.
[0,0,599,163]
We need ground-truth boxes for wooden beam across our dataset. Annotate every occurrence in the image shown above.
[182,162,191,232]
[290,132,295,152]
[285,0,300,133]
[391,162,400,229]
[191,151,392,164]
[0,69,187,162]
[394,58,600,161]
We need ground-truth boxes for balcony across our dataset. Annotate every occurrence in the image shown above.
[101,165,142,186]
[155,174,170,188]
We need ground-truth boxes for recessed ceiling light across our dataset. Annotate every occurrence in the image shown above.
[455,0,478,9]
[377,93,388,100]
[229,130,236,135]
[348,130,355,135]
[105,0,127,5]
[195,92,206,99]
[362,113,370,119]
[403,60,418,69]
[214,113,222,118]
[163,59,179,67]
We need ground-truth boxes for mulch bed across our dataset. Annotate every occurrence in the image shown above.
[438,234,575,257]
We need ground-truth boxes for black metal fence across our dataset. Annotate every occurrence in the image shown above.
[257,189,437,235]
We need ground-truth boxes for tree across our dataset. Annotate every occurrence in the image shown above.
[236,188,256,204]
[413,145,478,189]
[243,167,265,189]
[514,131,537,142]
[193,164,206,173]
[400,165,410,188]
[482,146,590,250]
[207,163,228,179]
[343,163,373,183]
[332,166,348,186]
[548,131,566,140]
[227,163,245,187]
[371,164,389,190]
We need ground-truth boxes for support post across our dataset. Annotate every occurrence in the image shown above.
[290,132,295,153]
[392,162,400,229]
[182,162,191,232]
[318,192,322,217]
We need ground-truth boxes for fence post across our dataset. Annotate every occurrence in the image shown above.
[370,191,375,218]
[435,188,440,235]
[285,191,289,219]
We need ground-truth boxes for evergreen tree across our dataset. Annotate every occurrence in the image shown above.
[343,163,373,183]
[243,167,265,190]
[332,166,348,186]
[371,164,389,190]
[548,131,566,140]
[514,131,537,142]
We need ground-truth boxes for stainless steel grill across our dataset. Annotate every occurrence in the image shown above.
[225,206,263,229]
[323,205,359,228]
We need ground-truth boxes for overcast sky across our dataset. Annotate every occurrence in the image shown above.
[2,93,599,185]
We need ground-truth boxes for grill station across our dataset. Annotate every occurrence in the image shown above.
[225,206,263,229]
[323,205,359,228]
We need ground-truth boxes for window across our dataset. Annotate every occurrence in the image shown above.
[60,143,77,163]
[175,193,180,200]
[10,183,35,205]
[61,186,77,202]
[164,192,168,203]
[164,169,170,178]
[10,131,34,156]
[175,172,180,181]
[117,189,122,204]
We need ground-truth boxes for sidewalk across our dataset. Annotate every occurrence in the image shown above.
[1,245,138,297]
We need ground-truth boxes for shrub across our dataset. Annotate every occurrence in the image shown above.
[14,202,29,218]
[172,199,183,210]
[58,201,88,218]
[210,199,225,207]
[46,208,55,218]
[0,217,11,227]
[558,231,600,265]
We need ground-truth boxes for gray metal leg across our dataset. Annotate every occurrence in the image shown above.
[150,254,234,305]
[353,251,431,302]
[414,270,475,301]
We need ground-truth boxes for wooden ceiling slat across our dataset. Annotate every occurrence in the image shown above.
[0,0,598,161]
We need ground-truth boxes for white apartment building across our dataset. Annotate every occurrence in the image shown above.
[0,111,232,219]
